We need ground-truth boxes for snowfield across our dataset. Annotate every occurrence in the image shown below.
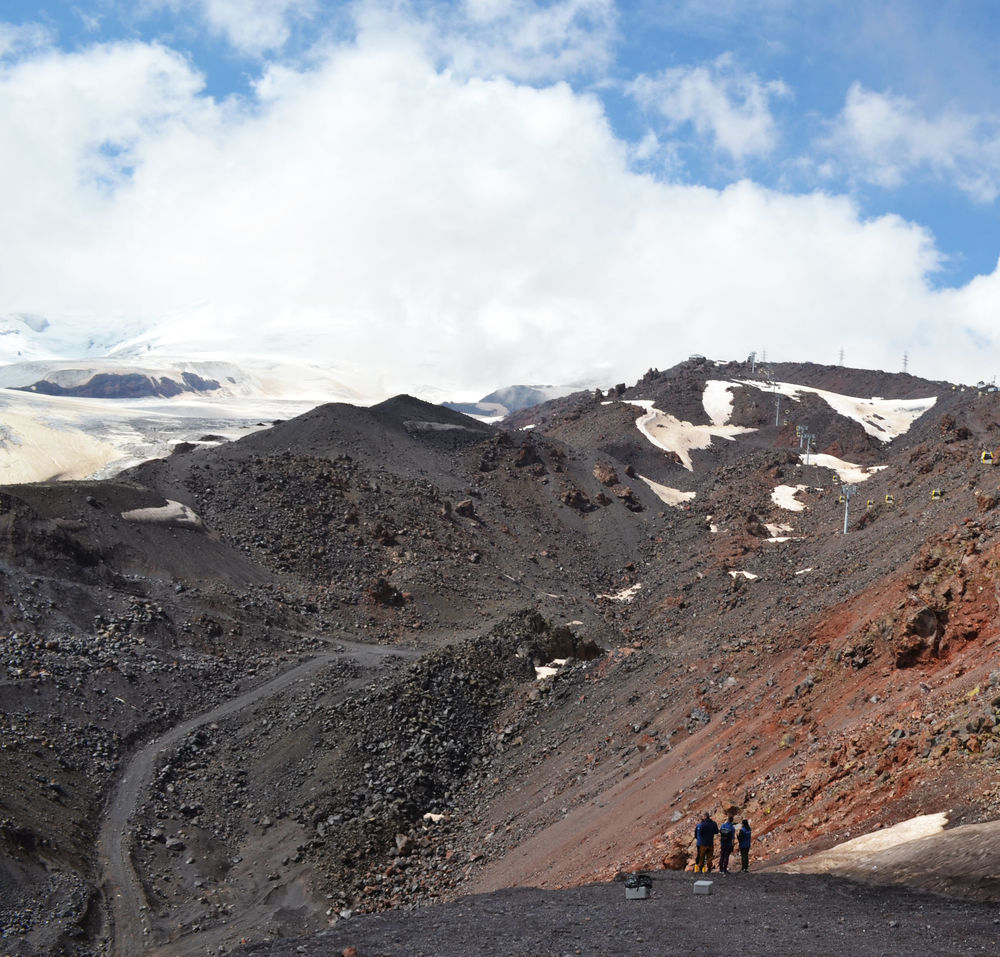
[0,355,376,484]
[0,387,319,484]
[736,379,937,442]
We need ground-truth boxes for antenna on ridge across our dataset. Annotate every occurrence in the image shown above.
[903,352,909,373]
[839,348,845,366]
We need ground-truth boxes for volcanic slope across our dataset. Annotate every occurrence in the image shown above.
[457,359,1000,890]
[3,362,1000,956]
[125,393,670,642]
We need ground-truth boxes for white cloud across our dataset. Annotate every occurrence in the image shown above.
[0,21,53,58]
[419,0,618,82]
[824,83,1000,202]
[0,41,207,204]
[628,53,790,162]
[1,12,998,394]
[147,0,615,72]
[148,0,317,56]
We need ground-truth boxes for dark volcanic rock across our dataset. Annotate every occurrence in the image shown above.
[6,365,1000,957]
[15,371,221,398]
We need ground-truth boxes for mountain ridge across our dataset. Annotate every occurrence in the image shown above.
[2,357,1000,955]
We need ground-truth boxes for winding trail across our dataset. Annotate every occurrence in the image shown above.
[97,639,417,956]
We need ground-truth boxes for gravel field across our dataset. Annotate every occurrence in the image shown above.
[234,871,1000,957]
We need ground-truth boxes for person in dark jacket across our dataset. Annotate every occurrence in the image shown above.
[737,819,752,872]
[717,814,736,874]
[693,811,719,873]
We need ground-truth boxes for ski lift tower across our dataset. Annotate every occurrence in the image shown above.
[803,432,816,465]
[842,484,856,534]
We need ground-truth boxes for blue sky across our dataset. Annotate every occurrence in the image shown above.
[2,1,1000,394]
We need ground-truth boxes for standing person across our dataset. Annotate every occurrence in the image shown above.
[693,811,719,873]
[718,814,736,874]
[737,819,752,872]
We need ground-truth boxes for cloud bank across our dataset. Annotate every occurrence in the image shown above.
[1,1,999,396]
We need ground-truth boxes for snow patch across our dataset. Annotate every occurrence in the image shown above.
[597,583,642,603]
[0,404,122,483]
[638,474,696,507]
[806,453,886,483]
[702,380,735,425]
[728,570,759,580]
[535,657,570,681]
[772,484,809,511]
[120,500,204,529]
[625,399,755,471]
[829,812,949,855]
[764,521,796,543]
[782,813,950,874]
[738,380,936,442]
[404,420,481,433]
[795,567,814,576]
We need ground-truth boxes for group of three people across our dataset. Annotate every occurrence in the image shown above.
[693,811,751,874]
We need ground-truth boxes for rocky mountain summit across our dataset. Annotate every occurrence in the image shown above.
[2,357,1000,956]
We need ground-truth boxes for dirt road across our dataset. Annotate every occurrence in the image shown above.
[97,639,416,956]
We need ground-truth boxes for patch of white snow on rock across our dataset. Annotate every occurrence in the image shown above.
[120,500,204,529]
[638,474,696,507]
[534,658,570,680]
[625,399,755,471]
[736,380,936,442]
[777,812,949,874]
[597,583,643,602]
[702,380,736,426]
[806,453,886,483]
[772,484,809,511]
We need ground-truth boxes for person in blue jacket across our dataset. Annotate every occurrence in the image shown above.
[737,819,752,872]
[718,814,736,874]
[693,811,719,873]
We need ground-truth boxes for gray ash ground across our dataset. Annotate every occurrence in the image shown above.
[234,871,1000,957]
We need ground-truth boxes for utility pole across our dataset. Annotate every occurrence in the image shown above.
[842,484,855,534]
